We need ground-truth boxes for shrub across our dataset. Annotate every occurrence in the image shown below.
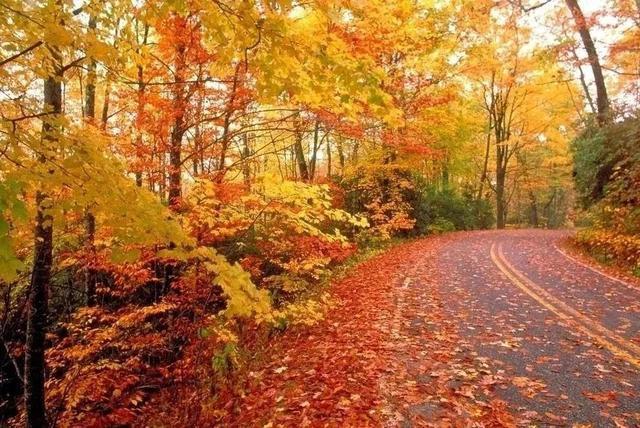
[339,165,417,239]
[571,113,640,273]
[410,176,494,233]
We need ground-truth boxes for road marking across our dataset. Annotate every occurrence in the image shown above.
[553,244,640,293]
[490,243,640,370]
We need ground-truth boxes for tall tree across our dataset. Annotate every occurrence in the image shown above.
[25,6,63,426]
[83,15,98,306]
[564,0,610,123]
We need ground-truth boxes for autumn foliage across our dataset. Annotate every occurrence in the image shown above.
[0,0,638,425]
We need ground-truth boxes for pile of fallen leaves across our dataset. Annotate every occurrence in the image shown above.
[187,236,518,426]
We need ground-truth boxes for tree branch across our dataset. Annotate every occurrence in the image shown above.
[0,41,43,68]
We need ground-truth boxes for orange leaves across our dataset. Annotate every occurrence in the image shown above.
[575,228,640,273]
[343,165,417,239]
[211,241,416,426]
[511,376,547,398]
[583,390,619,407]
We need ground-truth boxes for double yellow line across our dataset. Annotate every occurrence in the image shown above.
[490,243,640,370]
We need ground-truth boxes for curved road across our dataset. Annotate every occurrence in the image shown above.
[223,229,640,427]
[388,229,640,426]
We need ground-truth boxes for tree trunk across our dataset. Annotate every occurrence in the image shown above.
[134,23,149,187]
[83,16,97,306]
[164,31,187,296]
[242,133,252,189]
[477,127,491,201]
[495,161,507,229]
[326,135,332,177]
[100,81,110,131]
[168,41,186,209]
[309,120,320,180]
[565,0,610,124]
[528,192,539,227]
[441,153,450,189]
[294,130,309,181]
[568,43,596,114]
[336,137,345,171]
[26,41,63,427]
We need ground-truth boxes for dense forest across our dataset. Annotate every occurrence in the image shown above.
[0,0,638,426]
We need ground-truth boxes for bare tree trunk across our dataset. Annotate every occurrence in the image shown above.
[192,85,204,177]
[496,184,506,228]
[528,191,539,227]
[164,29,187,296]
[441,153,450,188]
[100,81,110,131]
[477,125,491,201]
[352,141,359,164]
[495,147,507,229]
[336,137,345,172]
[568,43,596,114]
[242,133,252,189]
[565,0,610,124]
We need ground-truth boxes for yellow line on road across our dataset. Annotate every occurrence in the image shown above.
[490,243,640,370]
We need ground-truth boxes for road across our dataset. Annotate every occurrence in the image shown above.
[388,230,640,426]
[221,229,640,427]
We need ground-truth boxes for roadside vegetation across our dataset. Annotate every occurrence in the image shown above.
[573,115,640,276]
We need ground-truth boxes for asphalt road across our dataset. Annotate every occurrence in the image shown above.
[392,230,640,426]
[215,229,640,427]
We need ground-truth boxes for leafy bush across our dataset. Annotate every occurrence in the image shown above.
[572,115,640,215]
[340,167,494,239]
[572,113,640,273]
[410,176,494,233]
[575,228,640,275]
[184,177,366,302]
[426,218,456,234]
[339,165,417,239]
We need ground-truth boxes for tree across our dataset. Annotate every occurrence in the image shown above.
[24,3,64,424]
[563,0,610,124]
[466,9,578,228]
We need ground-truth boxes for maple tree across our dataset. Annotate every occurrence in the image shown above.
[0,0,637,425]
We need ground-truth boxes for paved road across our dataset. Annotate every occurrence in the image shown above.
[389,230,640,426]
[219,230,640,426]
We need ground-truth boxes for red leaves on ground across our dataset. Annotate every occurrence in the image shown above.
[217,243,411,426]
[215,236,517,426]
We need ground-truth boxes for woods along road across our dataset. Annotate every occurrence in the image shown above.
[230,230,640,426]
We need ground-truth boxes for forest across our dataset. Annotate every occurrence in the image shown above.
[0,0,639,426]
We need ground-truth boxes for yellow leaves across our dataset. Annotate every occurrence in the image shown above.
[576,228,640,272]
[110,247,142,264]
[274,292,331,326]
[209,256,271,319]
[164,245,272,320]
[44,22,74,47]
[116,303,178,329]
[84,35,117,63]
[0,176,30,281]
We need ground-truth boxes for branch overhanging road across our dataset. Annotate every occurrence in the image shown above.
[225,230,640,427]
